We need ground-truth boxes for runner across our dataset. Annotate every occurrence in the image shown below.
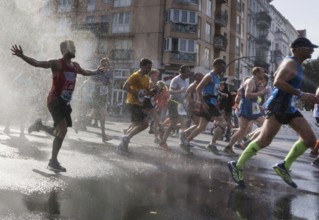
[180,59,228,155]
[11,40,106,172]
[159,65,190,150]
[117,58,152,154]
[228,37,318,188]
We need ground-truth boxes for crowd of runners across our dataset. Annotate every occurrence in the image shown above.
[5,37,319,189]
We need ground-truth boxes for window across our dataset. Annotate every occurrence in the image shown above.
[206,0,212,17]
[114,39,132,49]
[164,38,195,53]
[112,12,130,33]
[237,0,241,12]
[170,9,197,24]
[236,37,240,55]
[42,0,51,15]
[101,15,109,23]
[86,16,94,24]
[99,40,108,53]
[87,0,96,11]
[177,0,199,3]
[204,48,210,68]
[114,0,131,7]
[205,22,211,43]
[196,43,200,65]
[57,18,71,35]
[197,17,201,38]
[236,15,241,33]
[57,0,72,13]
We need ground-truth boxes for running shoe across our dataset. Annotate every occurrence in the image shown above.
[159,142,168,150]
[272,162,297,188]
[28,118,42,133]
[117,137,130,154]
[206,144,220,155]
[227,161,245,187]
[47,159,66,172]
[311,158,319,169]
[102,133,112,142]
[179,142,191,154]
[224,146,237,156]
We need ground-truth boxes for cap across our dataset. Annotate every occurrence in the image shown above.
[290,37,318,48]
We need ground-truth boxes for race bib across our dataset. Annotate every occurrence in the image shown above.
[137,89,146,103]
[178,103,187,116]
[252,102,260,114]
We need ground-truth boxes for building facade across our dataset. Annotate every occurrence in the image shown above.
[40,0,298,109]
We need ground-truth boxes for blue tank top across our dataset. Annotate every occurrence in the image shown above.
[265,56,303,114]
[202,71,220,105]
[238,78,263,120]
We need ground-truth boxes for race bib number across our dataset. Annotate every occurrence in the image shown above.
[178,103,187,116]
[252,102,260,114]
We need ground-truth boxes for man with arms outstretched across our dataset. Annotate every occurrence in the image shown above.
[11,40,104,172]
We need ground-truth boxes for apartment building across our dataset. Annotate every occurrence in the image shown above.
[268,5,298,78]
[41,0,261,105]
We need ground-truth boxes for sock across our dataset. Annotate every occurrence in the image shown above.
[51,137,64,162]
[236,141,261,169]
[284,140,308,170]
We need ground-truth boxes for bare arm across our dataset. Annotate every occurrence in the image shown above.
[185,83,196,100]
[196,74,211,102]
[273,60,300,96]
[244,78,264,99]
[274,59,316,104]
[73,62,100,76]
[11,44,55,69]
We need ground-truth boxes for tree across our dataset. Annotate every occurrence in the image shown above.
[301,58,319,110]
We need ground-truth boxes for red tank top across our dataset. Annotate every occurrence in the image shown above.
[47,59,78,105]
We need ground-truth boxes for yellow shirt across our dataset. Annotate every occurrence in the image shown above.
[126,71,150,105]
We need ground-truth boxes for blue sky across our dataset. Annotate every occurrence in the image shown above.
[271,0,319,59]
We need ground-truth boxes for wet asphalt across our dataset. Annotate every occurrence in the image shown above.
[0,118,319,220]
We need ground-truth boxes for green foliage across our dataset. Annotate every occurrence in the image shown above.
[301,58,319,110]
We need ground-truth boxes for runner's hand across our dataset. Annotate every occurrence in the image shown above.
[11,44,24,58]
[301,92,316,104]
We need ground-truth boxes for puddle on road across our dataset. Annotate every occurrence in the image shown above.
[0,171,318,220]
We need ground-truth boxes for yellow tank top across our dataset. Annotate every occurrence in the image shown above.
[126,71,150,105]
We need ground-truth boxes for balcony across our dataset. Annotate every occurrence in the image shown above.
[214,34,228,51]
[110,49,133,60]
[215,11,228,27]
[171,23,197,33]
[174,0,198,4]
[170,51,196,62]
[256,11,271,29]
[216,0,228,4]
[256,35,271,49]
[74,23,109,37]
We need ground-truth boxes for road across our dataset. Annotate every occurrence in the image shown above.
[0,113,319,220]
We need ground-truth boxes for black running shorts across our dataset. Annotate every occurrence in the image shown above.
[48,97,72,128]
